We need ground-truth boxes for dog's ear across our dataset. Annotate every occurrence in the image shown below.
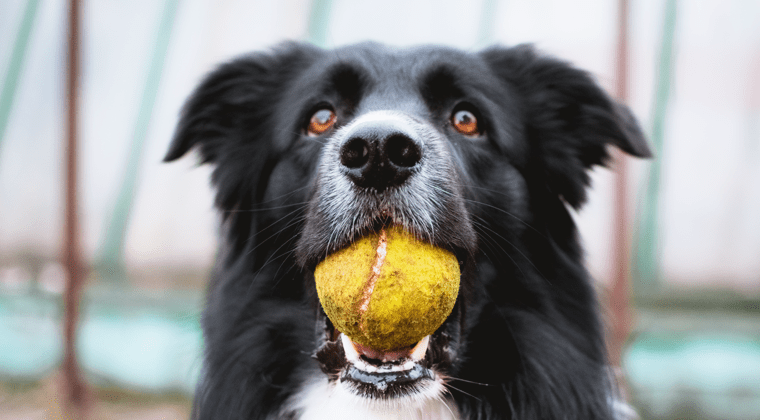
[164,42,319,163]
[481,45,652,208]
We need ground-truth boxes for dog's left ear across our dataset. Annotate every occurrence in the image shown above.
[164,42,319,163]
[481,45,652,208]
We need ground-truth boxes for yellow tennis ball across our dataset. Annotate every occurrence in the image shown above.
[314,226,460,351]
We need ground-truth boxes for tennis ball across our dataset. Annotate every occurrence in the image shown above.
[314,226,460,351]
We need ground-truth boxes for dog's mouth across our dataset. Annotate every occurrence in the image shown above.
[308,222,467,400]
[313,305,456,399]
[341,334,433,393]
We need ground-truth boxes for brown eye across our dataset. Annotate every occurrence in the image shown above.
[451,109,479,136]
[307,108,337,136]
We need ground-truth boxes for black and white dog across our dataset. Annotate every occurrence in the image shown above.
[165,42,650,420]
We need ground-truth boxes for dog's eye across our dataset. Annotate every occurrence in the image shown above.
[307,108,337,136]
[451,109,479,136]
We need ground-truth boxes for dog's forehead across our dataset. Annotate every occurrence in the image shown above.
[334,43,468,72]
[320,43,492,100]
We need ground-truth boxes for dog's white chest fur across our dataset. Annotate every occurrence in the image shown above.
[286,378,460,420]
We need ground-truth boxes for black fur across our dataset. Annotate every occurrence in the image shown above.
[166,42,650,420]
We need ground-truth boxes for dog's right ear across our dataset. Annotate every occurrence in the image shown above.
[481,45,652,208]
[164,42,319,163]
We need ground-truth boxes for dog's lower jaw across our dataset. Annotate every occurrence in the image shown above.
[284,375,459,420]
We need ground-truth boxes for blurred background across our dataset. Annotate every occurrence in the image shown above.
[0,0,758,418]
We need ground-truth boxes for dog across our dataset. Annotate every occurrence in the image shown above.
[164,42,651,420]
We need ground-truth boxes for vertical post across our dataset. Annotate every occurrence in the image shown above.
[63,0,88,416]
[609,0,632,372]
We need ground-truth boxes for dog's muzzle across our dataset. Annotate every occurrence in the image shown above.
[337,112,425,192]
[299,110,476,400]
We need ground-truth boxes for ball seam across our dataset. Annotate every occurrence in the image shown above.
[357,228,387,333]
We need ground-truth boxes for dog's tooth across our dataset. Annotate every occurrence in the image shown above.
[359,363,377,373]
[410,335,430,361]
[341,334,361,364]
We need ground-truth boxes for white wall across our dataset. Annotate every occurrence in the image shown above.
[1,0,758,291]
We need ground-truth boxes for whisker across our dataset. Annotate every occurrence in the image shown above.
[472,215,552,287]
[445,376,492,387]
[251,185,311,207]
[460,183,514,199]
[219,201,310,214]
[241,214,306,299]
[270,248,299,288]
[471,218,531,282]
[243,207,307,257]
[428,184,454,197]
[461,197,544,237]
[443,382,482,402]
[245,233,301,297]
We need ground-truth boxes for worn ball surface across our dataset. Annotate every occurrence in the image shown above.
[314,226,460,351]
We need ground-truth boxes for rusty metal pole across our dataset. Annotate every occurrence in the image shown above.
[609,0,633,374]
[63,0,89,416]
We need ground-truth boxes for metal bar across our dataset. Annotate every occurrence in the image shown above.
[475,0,500,48]
[633,0,677,293]
[0,0,40,155]
[609,0,631,373]
[307,0,333,47]
[96,0,179,283]
[63,0,89,416]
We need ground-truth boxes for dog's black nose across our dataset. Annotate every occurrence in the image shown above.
[339,131,422,191]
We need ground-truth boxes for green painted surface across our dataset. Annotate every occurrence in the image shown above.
[2,292,760,420]
[307,0,333,48]
[0,293,60,379]
[0,0,40,156]
[633,0,677,293]
[0,291,202,394]
[627,333,760,420]
[475,0,500,48]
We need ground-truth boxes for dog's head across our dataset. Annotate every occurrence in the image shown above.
[166,42,649,417]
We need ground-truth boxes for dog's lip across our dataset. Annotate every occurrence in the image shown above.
[339,333,436,393]
[341,334,429,373]
[342,362,434,393]
[314,310,456,397]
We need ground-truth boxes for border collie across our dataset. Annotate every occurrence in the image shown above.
[165,42,651,420]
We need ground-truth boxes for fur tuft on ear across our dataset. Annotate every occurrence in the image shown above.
[164,42,320,163]
[481,45,651,208]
